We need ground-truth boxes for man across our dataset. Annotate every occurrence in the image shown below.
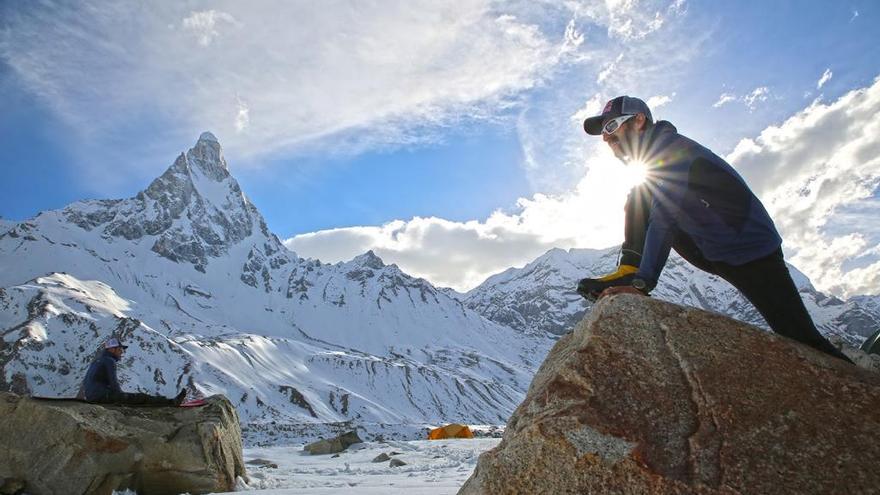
[576,95,853,364]
[82,338,187,405]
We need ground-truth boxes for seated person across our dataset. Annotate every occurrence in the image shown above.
[82,338,186,406]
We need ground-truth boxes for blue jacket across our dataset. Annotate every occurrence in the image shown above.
[82,350,122,401]
[636,122,782,286]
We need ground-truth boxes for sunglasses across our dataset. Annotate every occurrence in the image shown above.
[602,114,635,135]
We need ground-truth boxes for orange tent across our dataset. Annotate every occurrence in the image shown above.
[427,423,474,440]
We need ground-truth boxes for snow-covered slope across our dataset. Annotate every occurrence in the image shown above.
[464,247,878,346]
[0,134,551,433]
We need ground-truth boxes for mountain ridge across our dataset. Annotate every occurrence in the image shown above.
[0,133,551,437]
[463,245,878,347]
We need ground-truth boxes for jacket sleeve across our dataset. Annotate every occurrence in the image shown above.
[634,162,690,287]
[105,357,122,394]
[635,198,674,287]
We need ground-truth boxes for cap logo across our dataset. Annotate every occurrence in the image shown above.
[602,100,614,115]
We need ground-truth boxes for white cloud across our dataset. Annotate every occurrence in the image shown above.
[669,0,688,15]
[519,0,699,192]
[728,76,880,297]
[743,86,769,111]
[287,143,645,291]
[647,93,675,109]
[182,10,238,47]
[235,96,250,132]
[817,68,833,89]
[850,10,859,22]
[561,19,585,54]
[597,53,624,84]
[604,1,668,40]
[288,217,565,291]
[0,0,578,178]
[285,0,704,289]
[712,92,737,108]
[290,77,880,296]
[570,94,605,126]
[1,0,698,198]
[714,87,772,111]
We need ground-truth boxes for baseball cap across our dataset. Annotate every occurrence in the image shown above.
[104,338,128,349]
[583,96,653,135]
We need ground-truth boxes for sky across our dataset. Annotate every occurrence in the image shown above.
[1,0,879,296]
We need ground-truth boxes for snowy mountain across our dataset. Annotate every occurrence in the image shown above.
[4,132,874,441]
[0,133,551,435]
[464,247,878,347]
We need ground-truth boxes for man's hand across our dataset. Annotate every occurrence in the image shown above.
[599,285,646,299]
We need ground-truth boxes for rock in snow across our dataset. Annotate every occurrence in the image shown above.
[304,430,364,455]
[0,393,246,495]
[460,295,880,495]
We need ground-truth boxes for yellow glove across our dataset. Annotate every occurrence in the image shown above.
[595,264,638,282]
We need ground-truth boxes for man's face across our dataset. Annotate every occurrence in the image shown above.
[602,114,643,162]
[108,346,125,358]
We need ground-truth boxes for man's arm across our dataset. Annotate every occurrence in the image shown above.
[105,357,122,394]
[599,201,674,299]
[633,199,675,289]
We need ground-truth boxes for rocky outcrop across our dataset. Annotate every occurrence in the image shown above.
[460,295,880,495]
[0,393,246,495]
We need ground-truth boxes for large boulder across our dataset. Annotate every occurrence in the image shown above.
[460,295,880,495]
[0,393,246,495]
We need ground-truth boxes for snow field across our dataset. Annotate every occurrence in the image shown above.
[229,438,500,494]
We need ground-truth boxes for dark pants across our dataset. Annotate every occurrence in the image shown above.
[623,185,853,364]
[93,390,174,406]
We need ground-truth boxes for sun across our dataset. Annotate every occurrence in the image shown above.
[620,160,648,187]
[580,155,648,215]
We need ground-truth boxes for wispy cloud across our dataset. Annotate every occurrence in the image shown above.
[603,0,669,40]
[0,0,697,198]
[597,53,624,84]
[713,92,737,108]
[743,86,770,111]
[728,76,880,297]
[712,86,770,112]
[713,87,772,111]
[518,0,698,193]
[570,94,605,126]
[817,68,833,89]
[647,93,675,110]
[0,0,579,183]
[182,10,239,47]
[235,96,250,133]
[850,10,859,22]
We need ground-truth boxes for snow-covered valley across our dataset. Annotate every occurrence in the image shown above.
[233,437,500,495]
[3,132,877,461]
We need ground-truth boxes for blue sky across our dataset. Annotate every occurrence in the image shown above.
[2,0,879,295]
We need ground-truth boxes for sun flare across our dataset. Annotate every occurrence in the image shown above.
[620,160,648,187]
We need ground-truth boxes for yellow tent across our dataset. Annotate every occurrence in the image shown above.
[427,423,474,440]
